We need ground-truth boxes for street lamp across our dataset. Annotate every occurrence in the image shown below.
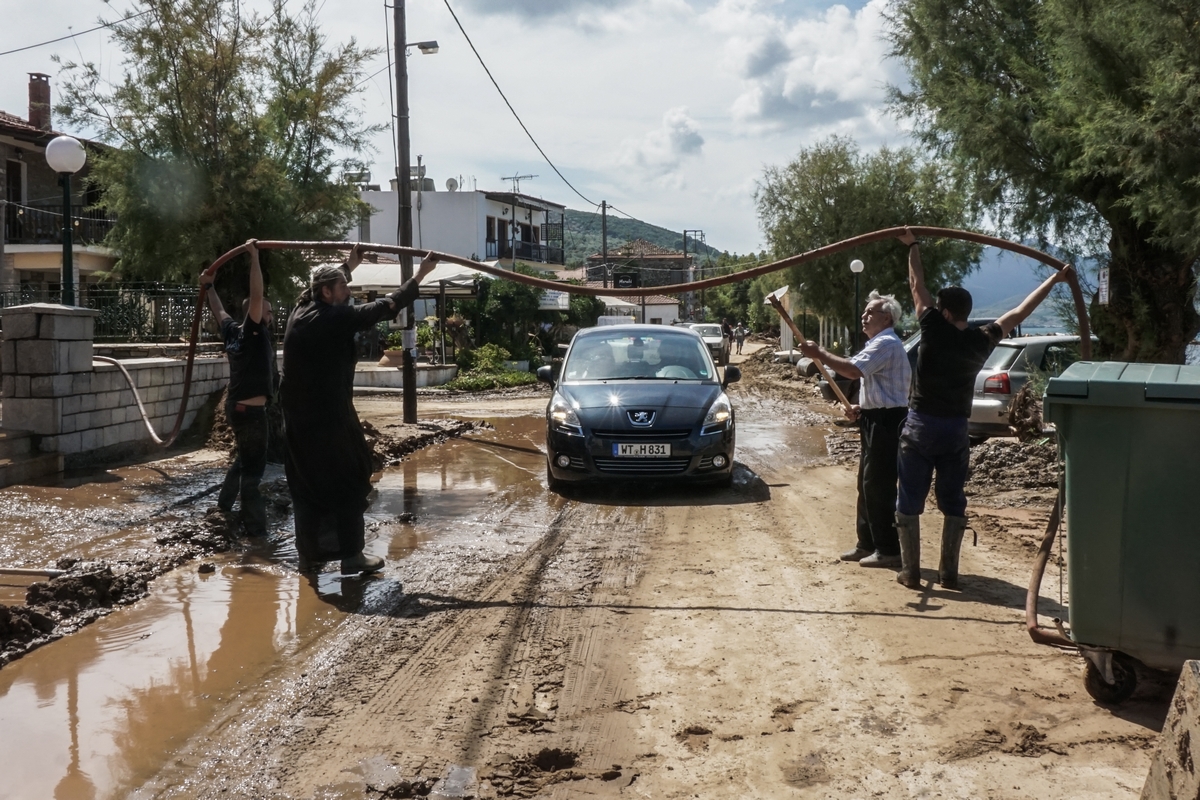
[849,258,864,352]
[394,0,438,423]
[46,135,86,307]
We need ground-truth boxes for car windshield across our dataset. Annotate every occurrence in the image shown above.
[692,325,722,337]
[562,333,714,382]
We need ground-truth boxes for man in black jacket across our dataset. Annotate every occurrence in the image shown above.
[281,248,439,575]
[202,240,274,537]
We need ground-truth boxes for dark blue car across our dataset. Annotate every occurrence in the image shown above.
[538,325,740,492]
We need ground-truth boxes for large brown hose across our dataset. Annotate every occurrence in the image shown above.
[108,226,1084,646]
[122,227,1094,467]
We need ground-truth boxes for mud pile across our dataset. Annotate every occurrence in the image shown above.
[362,419,489,471]
[967,438,1059,494]
[1,508,245,666]
[824,430,860,465]
[737,346,805,383]
[1,560,162,666]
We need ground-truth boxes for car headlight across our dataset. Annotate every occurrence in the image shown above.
[549,393,583,435]
[701,392,732,435]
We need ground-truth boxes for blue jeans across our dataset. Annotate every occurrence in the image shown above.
[896,410,970,517]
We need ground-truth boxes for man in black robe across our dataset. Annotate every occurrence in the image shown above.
[281,248,439,574]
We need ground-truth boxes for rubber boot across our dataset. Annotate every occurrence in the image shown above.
[939,515,969,590]
[895,513,921,589]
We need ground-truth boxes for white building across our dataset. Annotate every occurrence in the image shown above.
[351,179,566,269]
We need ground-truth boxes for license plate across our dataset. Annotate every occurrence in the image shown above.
[613,443,671,458]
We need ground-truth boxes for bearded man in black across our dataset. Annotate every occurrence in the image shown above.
[281,248,439,575]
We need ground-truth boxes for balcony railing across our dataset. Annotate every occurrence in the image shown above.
[3,201,116,246]
[485,239,565,265]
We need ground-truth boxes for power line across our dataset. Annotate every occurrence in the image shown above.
[0,10,153,58]
[440,0,598,209]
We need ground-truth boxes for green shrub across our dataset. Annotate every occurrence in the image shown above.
[457,343,510,373]
[443,369,538,392]
[416,322,435,349]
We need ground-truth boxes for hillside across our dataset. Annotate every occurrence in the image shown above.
[962,248,1081,332]
[564,208,722,266]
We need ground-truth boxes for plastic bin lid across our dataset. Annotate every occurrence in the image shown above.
[1045,361,1200,406]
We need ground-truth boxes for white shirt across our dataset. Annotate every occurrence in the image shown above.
[849,328,911,409]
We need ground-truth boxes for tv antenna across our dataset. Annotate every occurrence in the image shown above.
[501,173,537,194]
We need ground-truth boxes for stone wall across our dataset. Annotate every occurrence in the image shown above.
[1142,661,1200,799]
[1,303,227,468]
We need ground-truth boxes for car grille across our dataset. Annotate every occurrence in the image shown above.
[593,457,691,475]
[592,428,691,440]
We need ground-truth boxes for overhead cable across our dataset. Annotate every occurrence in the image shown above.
[440,0,598,209]
[0,10,153,58]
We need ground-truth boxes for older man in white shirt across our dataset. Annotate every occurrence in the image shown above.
[798,290,911,567]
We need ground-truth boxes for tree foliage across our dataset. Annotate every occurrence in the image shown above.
[889,0,1200,362]
[55,0,380,299]
[755,137,979,331]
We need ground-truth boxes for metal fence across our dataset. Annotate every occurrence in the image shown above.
[0,283,236,343]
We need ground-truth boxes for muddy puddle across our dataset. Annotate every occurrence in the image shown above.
[0,413,553,800]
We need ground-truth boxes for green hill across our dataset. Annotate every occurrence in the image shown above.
[564,208,722,266]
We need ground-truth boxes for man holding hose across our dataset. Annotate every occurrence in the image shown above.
[201,240,273,537]
[896,229,1074,590]
[281,247,439,575]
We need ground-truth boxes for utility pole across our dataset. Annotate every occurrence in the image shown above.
[601,200,608,288]
[683,229,703,321]
[394,0,417,423]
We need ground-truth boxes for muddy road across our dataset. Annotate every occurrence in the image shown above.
[0,376,1171,799]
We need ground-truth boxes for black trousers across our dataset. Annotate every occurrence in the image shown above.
[855,406,908,556]
[218,403,269,536]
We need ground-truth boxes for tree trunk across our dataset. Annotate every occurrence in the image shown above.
[1091,216,1198,364]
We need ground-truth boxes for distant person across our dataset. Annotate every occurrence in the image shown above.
[895,229,1074,589]
[281,247,440,575]
[201,240,274,537]
[734,322,747,355]
[722,318,734,342]
[797,291,910,569]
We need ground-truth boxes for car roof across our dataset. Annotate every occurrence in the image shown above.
[993,333,1090,346]
[576,324,703,340]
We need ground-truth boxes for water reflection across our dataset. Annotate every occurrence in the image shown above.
[0,563,341,800]
[0,415,553,799]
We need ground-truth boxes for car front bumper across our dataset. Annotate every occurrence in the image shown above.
[546,423,735,484]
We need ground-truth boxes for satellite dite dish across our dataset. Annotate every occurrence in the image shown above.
[445,177,459,192]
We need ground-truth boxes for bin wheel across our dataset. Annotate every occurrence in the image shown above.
[1083,652,1137,704]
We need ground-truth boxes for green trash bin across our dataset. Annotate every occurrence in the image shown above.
[1044,362,1200,700]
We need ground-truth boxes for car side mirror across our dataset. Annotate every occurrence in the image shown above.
[536,365,555,386]
[722,365,741,386]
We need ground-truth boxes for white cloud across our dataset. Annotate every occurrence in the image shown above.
[706,0,904,137]
[621,107,705,182]
[0,0,912,254]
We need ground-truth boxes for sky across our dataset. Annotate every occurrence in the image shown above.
[0,0,912,255]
